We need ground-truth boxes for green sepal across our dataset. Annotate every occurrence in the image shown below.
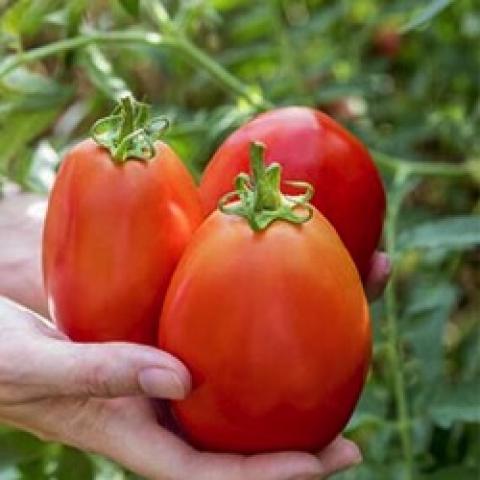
[90,93,169,163]
[219,142,314,231]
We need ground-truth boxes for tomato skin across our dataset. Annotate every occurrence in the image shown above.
[43,139,203,344]
[159,209,371,453]
[199,107,386,279]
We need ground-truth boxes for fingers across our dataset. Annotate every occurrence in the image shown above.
[0,193,48,316]
[51,341,191,400]
[15,341,191,401]
[188,450,324,480]
[316,436,362,476]
[96,405,360,480]
[364,251,391,301]
[0,297,64,340]
[0,298,190,403]
[2,394,363,480]
[93,403,326,480]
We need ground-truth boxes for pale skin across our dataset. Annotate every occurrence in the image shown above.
[0,192,391,480]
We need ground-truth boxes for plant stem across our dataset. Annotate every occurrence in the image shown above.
[0,28,473,179]
[172,37,272,111]
[0,30,270,111]
[0,31,167,79]
[268,0,312,103]
[384,171,415,480]
[143,0,272,110]
[373,150,471,179]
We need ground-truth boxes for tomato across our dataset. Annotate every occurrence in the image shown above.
[320,96,366,122]
[159,143,371,453]
[43,96,203,344]
[199,107,386,279]
[373,27,402,59]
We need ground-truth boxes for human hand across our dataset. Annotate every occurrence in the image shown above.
[0,191,48,316]
[0,297,364,480]
[0,192,390,479]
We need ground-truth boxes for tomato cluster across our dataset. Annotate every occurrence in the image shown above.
[43,95,385,453]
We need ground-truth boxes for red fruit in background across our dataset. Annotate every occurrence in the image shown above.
[43,96,203,344]
[199,107,386,279]
[373,27,402,59]
[320,96,367,122]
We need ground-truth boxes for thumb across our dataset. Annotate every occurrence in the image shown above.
[33,340,191,400]
[0,297,190,402]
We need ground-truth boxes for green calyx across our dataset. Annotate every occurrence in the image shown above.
[219,142,314,231]
[90,93,169,162]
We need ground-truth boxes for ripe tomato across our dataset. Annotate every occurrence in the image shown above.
[159,143,371,453]
[373,27,402,59]
[199,107,386,279]
[43,97,203,344]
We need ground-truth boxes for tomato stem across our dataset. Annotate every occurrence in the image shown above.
[251,144,283,211]
[90,93,169,163]
[219,142,314,230]
[384,171,416,480]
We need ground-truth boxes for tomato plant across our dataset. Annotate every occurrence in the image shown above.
[159,143,371,453]
[199,107,386,279]
[43,95,203,344]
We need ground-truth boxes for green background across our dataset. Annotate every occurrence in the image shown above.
[0,0,479,479]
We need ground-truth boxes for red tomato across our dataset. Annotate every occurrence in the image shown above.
[199,107,386,279]
[373,27,402,59]
[159,145,371,453]
[43,138,203,344]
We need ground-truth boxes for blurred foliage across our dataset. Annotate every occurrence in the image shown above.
[0,0,479,479]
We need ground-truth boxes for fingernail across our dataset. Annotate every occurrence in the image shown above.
[138,368,188,400]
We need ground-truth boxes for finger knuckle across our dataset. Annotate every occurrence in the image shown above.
[83,359,117,398]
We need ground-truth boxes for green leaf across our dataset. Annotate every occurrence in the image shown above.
[80,46,130,101]
[398,215,480,252]
[0,431,46,468]
[0,108,61,179]
[54,447,95,480]
[333,462,407,480]
[0,67,68,98]
[0,0,63,38]
[22,140,59,193]
[419,466,480,480]
[18,459,48,480]
[118,0,139,17]
[404,279,458,317]
[402,279,458,383]
[346,384,388,430]
[0,466,20,480]
[0,67,71,182]
[401,0,454,33]
[429,380,480,428]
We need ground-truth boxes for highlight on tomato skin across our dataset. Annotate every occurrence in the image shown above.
[159,143,372,454]
[199,106,386,280]
[43,95,204,345]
